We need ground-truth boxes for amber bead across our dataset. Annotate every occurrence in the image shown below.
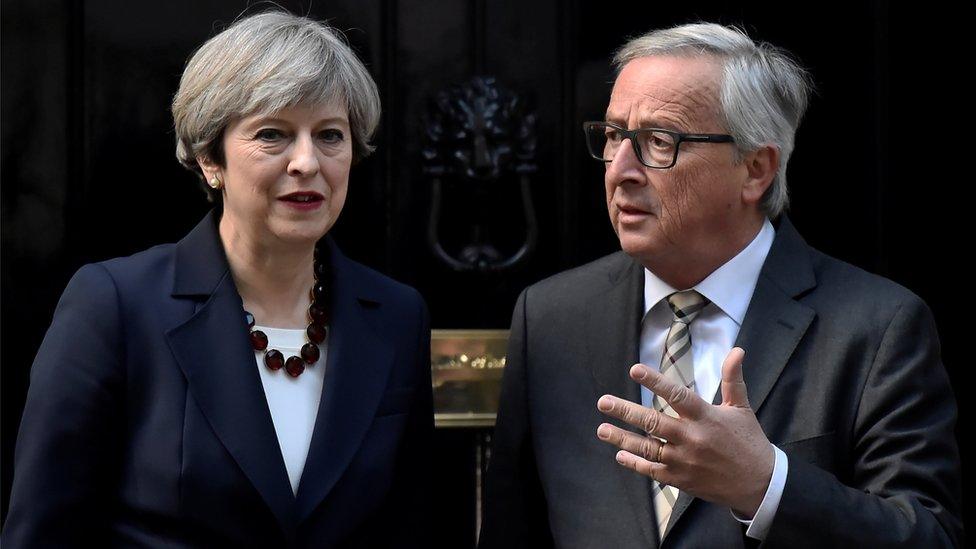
[312,282,328,302]
[285,356,305,377]
[250,330,269,351]
[307,323,327,344]
[308,303,329,324]
[301,342,320,364]
[314,261,329,281]
[265,349,284,371]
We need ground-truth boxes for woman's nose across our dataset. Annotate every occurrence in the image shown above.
[287,134,320,178]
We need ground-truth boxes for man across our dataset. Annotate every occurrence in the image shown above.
[480,23,962,548]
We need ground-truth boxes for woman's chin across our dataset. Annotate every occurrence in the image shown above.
[269,219,334,247]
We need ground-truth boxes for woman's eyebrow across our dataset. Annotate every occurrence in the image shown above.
[246,115,349,127]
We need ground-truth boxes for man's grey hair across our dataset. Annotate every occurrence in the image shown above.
[614,23,813,218]
[172,10,381,195]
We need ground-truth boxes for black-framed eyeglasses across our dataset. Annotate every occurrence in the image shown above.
[582,121,735,169]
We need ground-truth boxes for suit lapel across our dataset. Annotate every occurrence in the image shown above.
[663,216,817,540]
[294,239,394,522]
[732,217,817,414]
[586,254,658,547]
[587,254,644,401]
[164,211,297,537]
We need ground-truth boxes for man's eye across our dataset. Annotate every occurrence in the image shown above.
[605,129,621,143]
[319,129,345,144]
[255,129,285,141]
[648,133,674,149]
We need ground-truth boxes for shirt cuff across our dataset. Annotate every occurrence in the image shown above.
[730,444,788,541]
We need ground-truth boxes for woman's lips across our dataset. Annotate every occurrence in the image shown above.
[279,192,324,211]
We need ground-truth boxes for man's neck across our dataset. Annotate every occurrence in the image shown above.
[643,218,766,290]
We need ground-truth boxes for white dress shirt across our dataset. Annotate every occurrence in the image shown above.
[638,218,787,540]
[253,326,327,496]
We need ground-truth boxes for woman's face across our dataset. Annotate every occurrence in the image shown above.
[207,101,353,248]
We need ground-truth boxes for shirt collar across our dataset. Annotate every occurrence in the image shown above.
[643,218,776,325]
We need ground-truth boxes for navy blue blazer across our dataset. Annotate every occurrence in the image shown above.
[3,210,433,548]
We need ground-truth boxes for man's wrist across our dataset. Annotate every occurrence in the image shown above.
[731,443,776,517]
[731,445,788,541]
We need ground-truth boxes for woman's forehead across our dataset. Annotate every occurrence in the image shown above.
[240,102,350,126]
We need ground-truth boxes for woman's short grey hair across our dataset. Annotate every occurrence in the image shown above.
[172,10,381,198]
[614,23,813,218]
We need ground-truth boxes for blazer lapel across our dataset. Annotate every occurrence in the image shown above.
[586,254,658,547]
[164,211,297,537]
[663,216,818,540]
[294,238,395,522]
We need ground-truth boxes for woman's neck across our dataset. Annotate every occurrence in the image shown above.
[219,216,315,329]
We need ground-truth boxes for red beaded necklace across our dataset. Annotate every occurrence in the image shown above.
[244,245,331,378]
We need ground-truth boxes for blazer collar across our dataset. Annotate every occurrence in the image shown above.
[166,210,393,536]
[664,215,818,539]
[171,209,229,298]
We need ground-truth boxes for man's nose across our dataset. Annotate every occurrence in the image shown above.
[606,138,645,184]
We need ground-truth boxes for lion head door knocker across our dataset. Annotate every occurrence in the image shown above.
[422,76,538,273]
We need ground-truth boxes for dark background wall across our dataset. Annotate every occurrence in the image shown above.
[2,0,968,545]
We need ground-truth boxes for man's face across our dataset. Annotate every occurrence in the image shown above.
[604,55,746,270]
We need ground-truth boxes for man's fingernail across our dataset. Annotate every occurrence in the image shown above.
[631,364,646,380]
[598,396,613,411]
[616,451,626,464]
[597,424,611,439]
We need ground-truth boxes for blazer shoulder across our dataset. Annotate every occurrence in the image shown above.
[525,251,633,299]
[93,242,177,290]
[804,245,930,323]
[55,243,179,306]
[340,255,426,312]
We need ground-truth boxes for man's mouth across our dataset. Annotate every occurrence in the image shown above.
[618,204,652,216]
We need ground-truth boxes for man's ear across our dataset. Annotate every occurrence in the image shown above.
[741,145,779,206]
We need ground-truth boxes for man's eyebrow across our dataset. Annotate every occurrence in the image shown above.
[634,117,683,131]
[602,115,681,132]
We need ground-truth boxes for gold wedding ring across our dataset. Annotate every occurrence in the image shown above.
[655,441,665,463]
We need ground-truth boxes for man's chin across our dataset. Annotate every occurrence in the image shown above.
[617,232,661,260]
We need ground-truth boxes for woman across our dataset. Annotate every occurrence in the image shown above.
[3,11,432,548]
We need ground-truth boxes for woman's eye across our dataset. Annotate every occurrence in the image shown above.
[255,128,285,141]
[319,129,345,144]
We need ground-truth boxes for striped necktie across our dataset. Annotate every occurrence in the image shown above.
[652,290,709,539]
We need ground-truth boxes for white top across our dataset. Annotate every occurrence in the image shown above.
[253,326,327,496]
[639,218,787,540]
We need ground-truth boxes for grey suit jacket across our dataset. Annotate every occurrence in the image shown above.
[480,216,962,548]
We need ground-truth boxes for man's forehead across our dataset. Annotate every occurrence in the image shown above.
[606,55,721,125]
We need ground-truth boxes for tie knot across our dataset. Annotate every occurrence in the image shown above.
[666,290,709,324]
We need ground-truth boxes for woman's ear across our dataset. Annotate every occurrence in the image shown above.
[196,155,224,190]
[196,155,219,181]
